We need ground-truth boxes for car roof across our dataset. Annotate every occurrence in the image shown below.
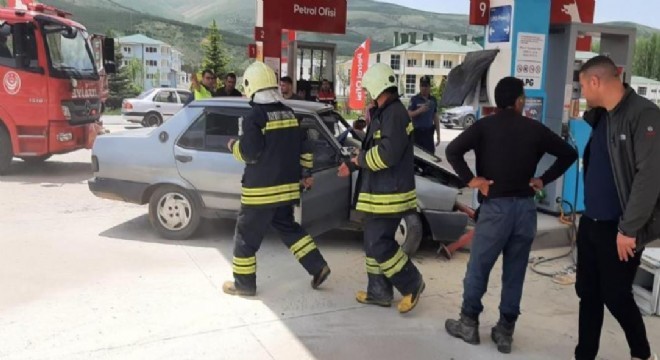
[191,98,334,113]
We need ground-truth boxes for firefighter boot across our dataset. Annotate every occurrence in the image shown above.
[356,274,394,307]
[312,265,331,289]
[222,281,256,297]
[398,279,426,314]
[445,313,480,345]
[491,316,516,354]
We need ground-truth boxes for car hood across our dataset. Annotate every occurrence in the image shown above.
[413,148,466,189]
[99,127,156,138]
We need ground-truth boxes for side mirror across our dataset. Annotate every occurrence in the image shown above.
[103,37,116,74]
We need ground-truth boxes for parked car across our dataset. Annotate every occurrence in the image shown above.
[440,106,476,129]
[90,98,469,255]
[122,88,193,127]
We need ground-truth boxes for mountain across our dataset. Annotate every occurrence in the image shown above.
[17,0,660,69]
[602,21,660,38]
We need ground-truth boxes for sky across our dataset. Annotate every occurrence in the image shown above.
[380,0,660,29]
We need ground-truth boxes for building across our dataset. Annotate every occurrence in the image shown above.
[118,34,188,91]
[337,32,483,98]
[631,76,660,104]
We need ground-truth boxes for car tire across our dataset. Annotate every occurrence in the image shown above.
[143,112,162,127]
[148,185,201,240]
[443,124,454,129]
[0,125,13,175]
[462,115,476,129]
[394,212,424,256]
[19,155,52,164]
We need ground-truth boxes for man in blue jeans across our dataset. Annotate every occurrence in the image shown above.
[444,77,577,354]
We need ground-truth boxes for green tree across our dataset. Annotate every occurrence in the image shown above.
[431,76,447,109]
[201,20,229,81]
[107,37,140,109]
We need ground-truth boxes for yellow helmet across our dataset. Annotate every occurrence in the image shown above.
[242,61,278,98]
[362,63,398,99]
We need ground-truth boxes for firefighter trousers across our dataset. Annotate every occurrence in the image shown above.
[363,217,423,299]
[231,205,328,291]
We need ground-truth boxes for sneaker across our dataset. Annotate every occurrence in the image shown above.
[445,313,480,345]
[491,320,515,354]
[311,265,331,289]
[356,290,392,307]
[222,281,256,297]
[398,280,426,314]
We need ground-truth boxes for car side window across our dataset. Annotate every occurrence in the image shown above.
[0,22,38,70]
[154,90,177,103]
[298,115,339,171]
[177,91,192,104]
[177,108,244,153]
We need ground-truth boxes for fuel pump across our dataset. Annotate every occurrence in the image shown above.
[287,41,336,101]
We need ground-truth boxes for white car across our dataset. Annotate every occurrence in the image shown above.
[440,106,477,129]
[122,88,193,127]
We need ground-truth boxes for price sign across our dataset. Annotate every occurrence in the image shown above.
[470,0,490,26]
[254,27,265,41]
[248,44,257,58]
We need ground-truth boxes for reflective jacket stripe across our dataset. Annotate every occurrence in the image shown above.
[358,190,416,203]
[265,118,299,131]
[365,257,382,274]
[300,153,314,169]
[242,183,299,195]
[356,190,417,214]
[406,122,414,135]
[241,182,301,205]
[232,141,244,162]
[365,145,388,171]
[290,235,317,260]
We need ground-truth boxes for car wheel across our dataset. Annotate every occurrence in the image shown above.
[19,155,52,164]
[148,185,201,240]
[443,124,454,129]
[462,115,476,129]
[143,112,162,127]
[394,212,424,256]
[0,125,13,175]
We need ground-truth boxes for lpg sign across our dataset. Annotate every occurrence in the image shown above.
[280,0,347,34]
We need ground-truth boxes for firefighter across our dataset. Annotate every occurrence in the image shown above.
[338,63,425,313]
[223,61,331,296]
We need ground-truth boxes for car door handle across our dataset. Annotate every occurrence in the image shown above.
[175,155,193,163]
[156,105,161,108]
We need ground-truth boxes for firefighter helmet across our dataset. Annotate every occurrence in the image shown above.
[361,63,398,99]
[242,61,278,98]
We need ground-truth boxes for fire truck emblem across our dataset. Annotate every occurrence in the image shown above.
[3,71,21,95]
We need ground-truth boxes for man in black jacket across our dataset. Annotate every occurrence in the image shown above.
[573,56,659,360]
[222,61,330,297]
[444,77,577,354]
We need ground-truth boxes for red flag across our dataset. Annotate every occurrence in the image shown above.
[349,38,371,110]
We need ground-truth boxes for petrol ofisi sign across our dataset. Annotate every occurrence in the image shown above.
[279,0,347,34]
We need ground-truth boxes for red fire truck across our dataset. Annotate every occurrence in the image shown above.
[0,0,115,174]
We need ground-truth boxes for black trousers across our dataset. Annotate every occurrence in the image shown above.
[363,217,422,297]
[413,127,435,154]
[232,205,327,290]
[574,216,651,360]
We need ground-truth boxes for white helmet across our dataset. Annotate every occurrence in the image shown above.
[362,63,398,100]
[242,61,278,98]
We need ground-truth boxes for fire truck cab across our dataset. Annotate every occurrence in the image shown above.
[0,2,116,174]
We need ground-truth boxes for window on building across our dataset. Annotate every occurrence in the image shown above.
[123,47,131,54]
[376,54,381,63]
[638,86,648,96]
[407,59,417,67]
[145,47,158,53]
[425,59,435,68]
[443,60,453,69]
[390,54,401,70]
[405,74,416,95]
[146,60,158,67]
[146,74,155,80]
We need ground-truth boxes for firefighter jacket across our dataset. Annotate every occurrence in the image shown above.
[355,97,417,217]
[231,102,314,208]
[193,85,214,100]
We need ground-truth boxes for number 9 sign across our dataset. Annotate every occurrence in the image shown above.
[470,0,490,26]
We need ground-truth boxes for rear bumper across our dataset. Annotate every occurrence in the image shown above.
[122,112,146,123]
[421,210,469,242]
[88,177,149,204]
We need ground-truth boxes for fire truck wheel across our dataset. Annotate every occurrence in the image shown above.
[148,185,201,240]
[143,112,162,127]
[0,125,13,175]
[20,155,52,164]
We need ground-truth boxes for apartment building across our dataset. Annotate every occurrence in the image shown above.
[118,34,187,90]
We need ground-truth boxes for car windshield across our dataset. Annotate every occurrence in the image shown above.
[42,23,97,79]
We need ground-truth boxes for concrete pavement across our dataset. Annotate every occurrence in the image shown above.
[1,150,658,360]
